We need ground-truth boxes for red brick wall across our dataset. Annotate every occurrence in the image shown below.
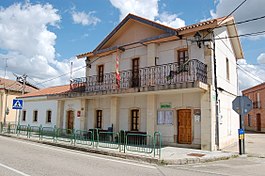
[242,83,265,132]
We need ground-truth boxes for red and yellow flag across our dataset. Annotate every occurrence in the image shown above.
[116,49,121,88]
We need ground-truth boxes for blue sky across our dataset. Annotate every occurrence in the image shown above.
[0,0,265,90]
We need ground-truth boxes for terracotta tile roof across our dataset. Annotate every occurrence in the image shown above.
[176,17,226,32]
[19,84,70,98]
[0,77,38,93]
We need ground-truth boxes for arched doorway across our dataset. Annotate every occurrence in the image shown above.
[66,110,74,130]
[256,113,261,132]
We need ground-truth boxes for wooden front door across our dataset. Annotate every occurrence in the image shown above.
[67,110,74,130]
[132,58,139,87]
[257,113,261,131]
[177,109,192,144]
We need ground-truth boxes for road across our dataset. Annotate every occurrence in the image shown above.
[1,136,265,176]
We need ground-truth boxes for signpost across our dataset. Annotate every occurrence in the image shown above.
[232,96,253,155]
[12,99,24,125]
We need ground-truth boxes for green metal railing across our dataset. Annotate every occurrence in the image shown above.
[29,125,42,139]
[41,127,56,141]
[8,123,17,134]
[0,124,162,158]
[97,131,120,149]
[126,133,153,154]
[56,128,74,143]
[75,130,94,146]
[17,125,29,137]
[154,131,162,158]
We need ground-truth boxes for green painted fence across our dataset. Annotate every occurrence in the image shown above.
[0,124,162,158]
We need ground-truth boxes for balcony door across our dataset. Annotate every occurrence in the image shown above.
[132,58,139,87]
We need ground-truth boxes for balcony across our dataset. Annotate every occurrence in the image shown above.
[69,59,207,95]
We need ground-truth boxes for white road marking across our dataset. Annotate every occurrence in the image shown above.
[0,162,31,176]
[0,136,156,169]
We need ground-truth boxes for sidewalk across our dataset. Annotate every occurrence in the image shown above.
[223,131,265,158]
[0,133,238,165]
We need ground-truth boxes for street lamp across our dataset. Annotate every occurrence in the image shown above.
[194,32,202,48]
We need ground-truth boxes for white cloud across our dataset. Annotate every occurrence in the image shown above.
[110,0,159,21]
[212,0,265,91]
[257,53,265,64]
[212,0,265,39]
[237,59,265,91]
[109,0,185,28]
[156,12,185,28]
[72,11,101,26]
[0,2,85,87]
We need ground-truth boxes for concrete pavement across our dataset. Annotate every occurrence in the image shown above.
[223,131,265,158]
[2,135,265,176]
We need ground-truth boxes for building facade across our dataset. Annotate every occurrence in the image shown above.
[21,14,243,151]
[0,78,38,124]
[242,83,265,132]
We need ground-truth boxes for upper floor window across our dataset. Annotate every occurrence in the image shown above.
[226,58,230,80]
[96,110,102,129]
[248,114,251,127]
[131,109,140,131]
[97,65,104,83]
[33,110,38,122]
[22,110,26,121]
[178,49,188,66]
[46,110,52,123]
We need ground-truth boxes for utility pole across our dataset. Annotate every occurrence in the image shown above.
[21,74,27,95]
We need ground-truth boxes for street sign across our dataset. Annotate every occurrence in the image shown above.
[12,99,23,110]
[232,96,253,116]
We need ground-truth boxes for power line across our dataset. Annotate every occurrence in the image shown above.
[237,64,264,83]
[35,65,86,86]
[217,15,265,29]
[203,0,247,39]
[215,30,265,40]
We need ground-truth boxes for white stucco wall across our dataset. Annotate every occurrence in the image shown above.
[119,95,147,132]
[20,97,57,128]
[157,92,201,145]
[214,27,239,148]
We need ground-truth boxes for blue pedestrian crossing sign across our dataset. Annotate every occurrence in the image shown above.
[12,99,23,110]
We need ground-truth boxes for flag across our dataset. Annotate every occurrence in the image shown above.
[116,49,121,88]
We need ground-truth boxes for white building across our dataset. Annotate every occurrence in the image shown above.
[21,14,243,151]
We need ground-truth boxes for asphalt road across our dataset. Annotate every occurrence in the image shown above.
[1,136,265,176]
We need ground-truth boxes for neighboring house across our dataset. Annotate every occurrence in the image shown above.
[242,83,265,132]
[0,77,38,124]
[20,14,244,151]
[19,85,70,128]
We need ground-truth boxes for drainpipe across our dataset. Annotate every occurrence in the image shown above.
[213,32,219,149]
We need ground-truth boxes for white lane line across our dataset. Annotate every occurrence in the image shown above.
[0,136,156,169]
[0,163,31,176]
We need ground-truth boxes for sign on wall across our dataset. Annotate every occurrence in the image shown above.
[160,103,172,109]
[157,110,173,125]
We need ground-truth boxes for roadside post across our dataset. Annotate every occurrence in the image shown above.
[232,96,252,155]
[12,99,24,125]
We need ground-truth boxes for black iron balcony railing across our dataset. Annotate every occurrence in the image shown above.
[70,59,207,93]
